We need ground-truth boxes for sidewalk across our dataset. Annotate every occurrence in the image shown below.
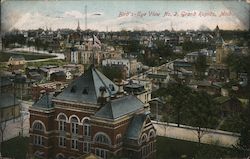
[153,121,239,147]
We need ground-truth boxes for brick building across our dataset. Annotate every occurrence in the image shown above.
[29,66,156,159]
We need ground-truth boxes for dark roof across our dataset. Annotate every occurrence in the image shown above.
[0,94,20,108]
[51,71,66,76]
[94,95,144,120]
[33,93,54,109]
[125,113,148,140]
[54,67,118,104]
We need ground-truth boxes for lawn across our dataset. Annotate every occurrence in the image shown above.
[0,52,56,62]
[156,136,242,159]
[1,136,244,159]
[2,136,29,159]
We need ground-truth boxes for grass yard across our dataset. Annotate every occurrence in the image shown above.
[1,136,244,159]
[156,136,242,159]
[2,137,29,159]
[0,52,56,62]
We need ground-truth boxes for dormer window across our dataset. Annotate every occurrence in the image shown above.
[71,85,77,93]
[82,87,89,94]
[109,84,115,91]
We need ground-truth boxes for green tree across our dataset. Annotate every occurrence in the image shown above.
[236,103,250,156]
[100,66,124,81]
[186,91,219,143]
[194,54,208,80]
[165,83,193,127]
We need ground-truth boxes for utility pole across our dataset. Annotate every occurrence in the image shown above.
[85,5,87,31]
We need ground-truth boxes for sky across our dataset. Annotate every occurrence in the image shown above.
[1,0,249,32]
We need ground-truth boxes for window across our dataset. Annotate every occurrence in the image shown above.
[140,134,147,144]
[33,122,45,132]
[71,139,78,150]
[56,153,65,159]
[95,148,108,159]
[71,117,78,134]
[58,114,67,132]
[83,118,91,136]
[84,124,90,136]
[59,121,66,131]
[34,135,44,146]
[59,136,66,147]
[116,134,122,145]
[71,85,76,93]
[83,142,90,153]
[95,133,111,145]
[149,130,155,139]
[82,87,89,94]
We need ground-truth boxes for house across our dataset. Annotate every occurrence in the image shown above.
[8,55,26,71]
[29,66,156,159]
[8,56,26,66]
[102,58,139,77]
[31,82,67,101]
[214,96,243,117]
[50,71,66,82]
[124,81,151,105]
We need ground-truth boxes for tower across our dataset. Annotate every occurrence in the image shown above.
[215,25,225,64]
[77,20,81,32]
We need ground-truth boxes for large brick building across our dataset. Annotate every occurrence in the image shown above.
[29,66,156,159]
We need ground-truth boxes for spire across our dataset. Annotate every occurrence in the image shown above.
[77,20,81,31]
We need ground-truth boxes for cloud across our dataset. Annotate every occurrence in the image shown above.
[63,10,83,19]
[63,10,104,19]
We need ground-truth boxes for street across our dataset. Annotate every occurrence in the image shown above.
[153,121,239,147]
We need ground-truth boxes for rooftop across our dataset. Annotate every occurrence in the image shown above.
[33,92,54,109]
[54,67,118,104]
[125,113,149,140]
[94,95,144,120]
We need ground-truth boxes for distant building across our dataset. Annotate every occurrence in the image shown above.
[124,81,151,105]
[31,82,67,101]
[214,25,229,65]
[29,66,156,159]
[214,96,243,117]
[8,55,26,71]
[102,58,139,77]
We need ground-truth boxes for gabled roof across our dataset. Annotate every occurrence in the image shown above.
[9,55,25,61]
[54,67,118,104]
[125,113,149,140]
[33,93,54,109]
[94,95,144,120]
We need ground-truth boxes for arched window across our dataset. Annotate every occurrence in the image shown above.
[58,114,67,132]
[148,130,155,139]
[83,118,91,136]
[116,134,122,145]
[34,151,45,159]
[70,116,79,134]
[56,153,65,159]
[94,132,111,145]
[140,133,147,144]
[33,122,45,132]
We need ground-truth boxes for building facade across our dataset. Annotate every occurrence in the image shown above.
[29,66,156,159]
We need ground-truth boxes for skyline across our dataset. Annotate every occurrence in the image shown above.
[1,0,249,32]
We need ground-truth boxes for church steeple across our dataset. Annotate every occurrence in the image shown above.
[77,20,81,32]
[215,25,220,38]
